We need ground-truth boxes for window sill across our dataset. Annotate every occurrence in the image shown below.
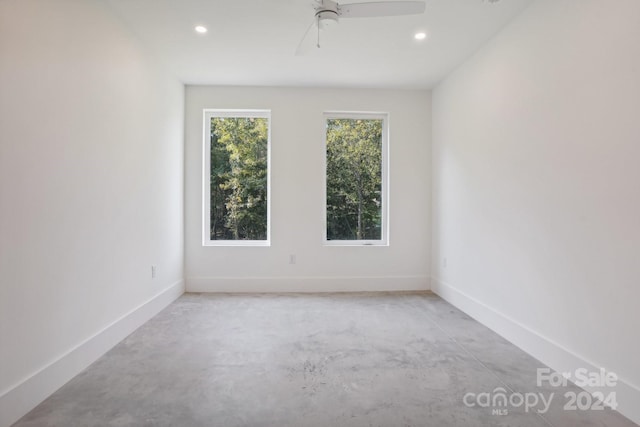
[203,240,271,247]
[323,241,388,247]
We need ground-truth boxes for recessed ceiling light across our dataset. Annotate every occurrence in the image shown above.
[414,32,427,41]
[195,26,208,34]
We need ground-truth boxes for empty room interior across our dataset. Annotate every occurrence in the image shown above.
[1,0,639,426]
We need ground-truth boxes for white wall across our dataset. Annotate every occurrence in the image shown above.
[0,1,184,425]
[431,0,640,423]
[185,86,431,292]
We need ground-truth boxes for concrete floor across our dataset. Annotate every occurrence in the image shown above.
[13,292,637,427]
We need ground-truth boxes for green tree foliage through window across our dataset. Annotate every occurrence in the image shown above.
[210,116,268,240]
[326,118,383,241]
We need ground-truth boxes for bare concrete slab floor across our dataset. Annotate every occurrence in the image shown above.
[13,292,637,427]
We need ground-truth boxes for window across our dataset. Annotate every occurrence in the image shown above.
[324,112,389,245]
[203,110,270,246]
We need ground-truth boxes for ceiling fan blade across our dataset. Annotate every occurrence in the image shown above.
[339,1,425,18]
[295,18,319,56]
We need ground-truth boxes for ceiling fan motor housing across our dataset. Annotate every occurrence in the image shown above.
[316,9,339,26]
[315,0,340,27]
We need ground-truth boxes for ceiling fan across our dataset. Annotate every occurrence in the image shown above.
[296,0,426,55]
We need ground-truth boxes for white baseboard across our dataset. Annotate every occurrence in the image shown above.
[186,275,430,293]
[431,277,640,426]
[0,280,185,427]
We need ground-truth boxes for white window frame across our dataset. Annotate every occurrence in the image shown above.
[202,109,271,247]
[322,111,389,246]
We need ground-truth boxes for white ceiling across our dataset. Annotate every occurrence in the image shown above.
[103,0,533,89]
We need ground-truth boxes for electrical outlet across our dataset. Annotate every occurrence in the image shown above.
[151,265,156,278]
[289,254,296,265]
